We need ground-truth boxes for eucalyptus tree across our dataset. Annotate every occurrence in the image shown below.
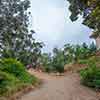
[0,0,43,65]
[52,48,65,73]
[63,44,75,63]
[40,53,53,72]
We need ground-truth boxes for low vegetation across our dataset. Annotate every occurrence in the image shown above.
[80,64,100,89]
[80,56,100,90]
[0,58,39,98]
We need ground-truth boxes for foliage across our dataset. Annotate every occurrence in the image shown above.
[0,58,38,84]
[63,44,74,63]
[0,71,24,96]
[40,48,66,73]
[0,58,39,97]
[52,48,65,73]
[40,43,97,73]
[40,53,54,72]
[89,42,97,52]
[67,0,100,36]
[79,56,100,66]
[78,59,88,65]
[79,55,100,89]
[80,63,100,89]
[0,0,44,66]
[63,42,96,63]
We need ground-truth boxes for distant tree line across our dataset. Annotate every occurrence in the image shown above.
[39,42,97,73]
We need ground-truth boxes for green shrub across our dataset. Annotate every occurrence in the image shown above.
[78,56,97,65]
[80,63,100,89]
[0,58,40,97]
[0,71,24,96]
[78,59,88,64]
[52,61,64,73]
[0,58,39,84]
[43,65,55,73]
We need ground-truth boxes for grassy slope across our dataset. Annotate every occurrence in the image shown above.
[0,59,40,99]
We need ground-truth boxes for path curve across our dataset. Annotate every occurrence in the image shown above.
[20,70,99,100]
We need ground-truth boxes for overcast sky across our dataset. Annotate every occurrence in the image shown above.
[30,0,93,52]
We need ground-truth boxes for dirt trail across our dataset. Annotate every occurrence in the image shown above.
[20,70,99,100]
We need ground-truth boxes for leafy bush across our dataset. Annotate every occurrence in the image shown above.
[80,63,100,89]
[0,71,24,96]
[0,58,40,97]
[78,59,88,64]
[43,65,54,73]
[88,56,100,67]
[52,59,64,73]
[0,58,38,84]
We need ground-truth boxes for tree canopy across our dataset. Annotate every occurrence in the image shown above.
[0,0,44,66]
[67,0,100,36]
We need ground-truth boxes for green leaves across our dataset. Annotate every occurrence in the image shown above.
[52,48,65,73]
[0,0,43,66]
[0,58,39,96]
[80,63,100,89]
[67,0,100,35]
[40,43,97,73]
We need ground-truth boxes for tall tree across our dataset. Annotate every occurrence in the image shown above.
[52,48,65,73]
[0,0,43,65]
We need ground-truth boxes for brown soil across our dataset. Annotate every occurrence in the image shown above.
[19,69,99,100]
